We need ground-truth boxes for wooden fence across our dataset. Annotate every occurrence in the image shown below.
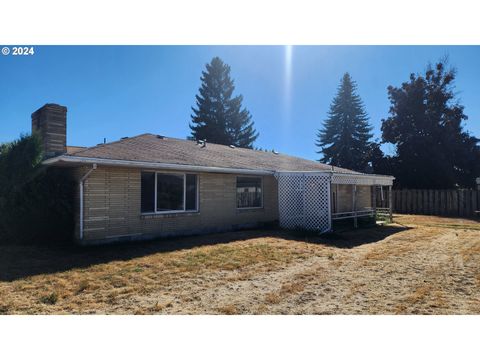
[392,189,479,217]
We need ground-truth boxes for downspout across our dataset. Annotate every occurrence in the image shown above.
[79,164,97,241]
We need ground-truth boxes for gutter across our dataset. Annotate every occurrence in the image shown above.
[43,155,273,176]
[79,164,97,241]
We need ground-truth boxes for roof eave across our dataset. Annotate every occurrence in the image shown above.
[42,155,274,176]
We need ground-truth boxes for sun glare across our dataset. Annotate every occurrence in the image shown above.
[282,45,294,132]
[284,45,293,100]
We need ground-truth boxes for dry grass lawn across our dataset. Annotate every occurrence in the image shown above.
[0,214,479,314]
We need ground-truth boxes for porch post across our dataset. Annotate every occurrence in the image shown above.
[372,185,377,218]
[388,185,393,222]
[353,184,357,228]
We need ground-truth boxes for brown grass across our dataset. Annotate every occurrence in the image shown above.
[264,281,306,305]
[0,214,479,314]
[265,292,282,304]
[217,304,239,315]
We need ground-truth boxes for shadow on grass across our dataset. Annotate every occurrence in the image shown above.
[0,224,411,282]
[288,224,412,249]
[0,228,287,282]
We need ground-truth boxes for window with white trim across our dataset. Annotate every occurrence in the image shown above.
[141,172,198,213]
[236,176,263,209]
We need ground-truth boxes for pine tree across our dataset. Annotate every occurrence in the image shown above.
[190,57,259,148]
[316,73,373,171]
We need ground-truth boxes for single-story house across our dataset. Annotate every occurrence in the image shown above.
[34,103,394,245]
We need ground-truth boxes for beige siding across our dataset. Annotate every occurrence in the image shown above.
[74,166,278,244]
[332,184,372,213]
[356,185,372,210]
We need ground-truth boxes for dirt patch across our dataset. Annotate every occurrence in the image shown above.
[0,215,479,314]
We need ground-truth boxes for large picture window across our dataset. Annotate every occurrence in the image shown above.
[236,176,263,209]
[141,172,198,214]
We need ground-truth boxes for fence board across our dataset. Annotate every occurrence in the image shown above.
[423,190,430,214]
[458,190,464,217]
[441,191,447,215]
[428,190,434,215]
[473,190,477,214]
[464,190,467,216]
[399,190,404,213]
[392,189,478,218]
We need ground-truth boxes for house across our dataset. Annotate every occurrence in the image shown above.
[35,103,394,245]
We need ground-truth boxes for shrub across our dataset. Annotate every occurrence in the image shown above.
[0,133,75,244]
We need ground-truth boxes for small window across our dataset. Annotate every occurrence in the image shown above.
[236,176,263,209]
[141,172,155,213]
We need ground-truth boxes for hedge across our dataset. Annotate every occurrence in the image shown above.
[0,133,75,244]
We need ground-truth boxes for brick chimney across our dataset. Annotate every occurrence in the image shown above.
[31,103,67,158]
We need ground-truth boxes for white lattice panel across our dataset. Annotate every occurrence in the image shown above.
[275,173,331,233]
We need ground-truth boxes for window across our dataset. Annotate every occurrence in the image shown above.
[236,176,263,209]
[156,173,184,211]
[141,172,198,213]
[141,172,155,213]
[185,174,198,211]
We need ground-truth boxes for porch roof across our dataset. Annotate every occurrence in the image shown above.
[275,171,394,186]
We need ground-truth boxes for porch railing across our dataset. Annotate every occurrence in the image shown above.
[331,208,375,220]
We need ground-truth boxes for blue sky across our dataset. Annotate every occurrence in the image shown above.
[0,46,479,160]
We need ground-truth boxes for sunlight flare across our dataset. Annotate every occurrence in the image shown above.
[282,45,294,135]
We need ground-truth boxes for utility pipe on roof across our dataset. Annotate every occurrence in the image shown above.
[79,164,97,241]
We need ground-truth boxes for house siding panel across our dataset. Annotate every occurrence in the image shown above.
[76,166,278,244]
[333,184,372,213]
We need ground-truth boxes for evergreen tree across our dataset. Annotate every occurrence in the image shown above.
[190,57,259,148]
[381,60,480,188]
[316,73,373,171]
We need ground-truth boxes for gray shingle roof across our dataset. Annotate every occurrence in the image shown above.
[66,133,357,173]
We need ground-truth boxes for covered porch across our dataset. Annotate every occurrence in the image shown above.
[330,173,394,228]
[274,171,394,233]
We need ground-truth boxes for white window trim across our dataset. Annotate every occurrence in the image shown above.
[236,176,264,210]
[141,171,199,215]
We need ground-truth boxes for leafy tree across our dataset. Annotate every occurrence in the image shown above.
[367,142,394,175]
[190,57,259,148]
[316,73,373,171]
[0,133,75,244]
[381,60,480,189]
